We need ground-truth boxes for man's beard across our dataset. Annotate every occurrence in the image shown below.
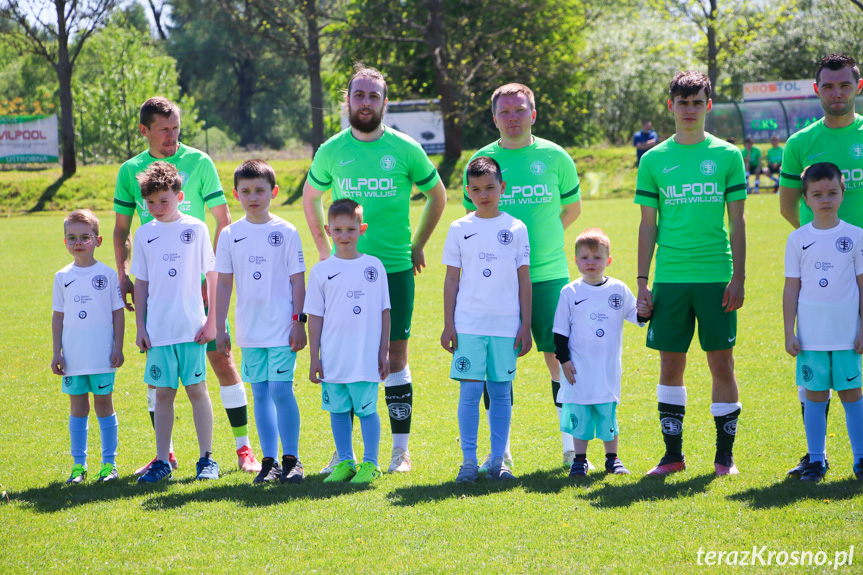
[349,105,384,133]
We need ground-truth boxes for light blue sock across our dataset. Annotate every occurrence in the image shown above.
[330,411,354,462]
[69,415,88,466]
[251,382,278,460]
[270,381,300,458]
[458,380,484,464]
[359,412,381,466]
[842,397,863,461]
[804,398,828,464]
[487,381,513,462]
[97,413,118,465]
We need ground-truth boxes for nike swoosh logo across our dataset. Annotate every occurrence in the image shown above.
[328,273,341,280]
[361,401,373,410]
[663,165,680,173]
[464,233,478,239]
[339,159,356,166]
[98,382,112,389]
[848,375,860,382]
[807,152,825,160]
[64,280,76,287]
[574,299,587,305]
[234,237,248,243]
[147,237,159,243]
[194,371,203,377]
[501,168,508,173]
[276,368,291,374]
[728,337,736,343]
[802,242,815,250]
[507,369,516,374]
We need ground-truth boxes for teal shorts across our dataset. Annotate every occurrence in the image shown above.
[450,334,518,381]
[240,346,297,384]
[797,349,863,391]
[388,269,415,341]
[646,282,736,352]
[560,402,619,441]
[321,381,379,417]
[62,373,115,395]
[144,342,207,389]
[532,278,569,353]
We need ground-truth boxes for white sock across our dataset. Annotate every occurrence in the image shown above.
[392,433,409,451]
[556,406,574,453]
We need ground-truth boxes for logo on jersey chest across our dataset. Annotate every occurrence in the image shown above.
[92,275,108,290]
[851,143,863,160]
[660,182,723,205]
[337,177,397,198]
[248,255,267,265]
[163,253,181,263]
[500,183,551,206]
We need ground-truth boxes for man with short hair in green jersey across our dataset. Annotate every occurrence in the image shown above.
[778,53,863,476]
[113,97,261,476]
[463,83,583,471]
[636,71,746,477]
[302,64,447,474]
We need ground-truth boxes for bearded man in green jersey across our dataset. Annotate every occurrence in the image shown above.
[114,97,261,475]
[463,83,583,471]
[778,53,863,476]
[303,64,447,473]
[636,71,747,477]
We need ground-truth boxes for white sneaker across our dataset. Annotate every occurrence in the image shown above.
[479,452,513,474]
[320,450,355,475]
[388,447,412,473]
[563,450,595,471]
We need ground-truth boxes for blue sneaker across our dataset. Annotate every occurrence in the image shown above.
[853,458,863,480]
[800,460,827,483]
[137,459,172,484]
[195,456,220,480]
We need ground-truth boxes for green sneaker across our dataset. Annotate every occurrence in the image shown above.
[323,459,356,483]
[350,461,382,484]
[66,463,87,484]
[96,463,119,483]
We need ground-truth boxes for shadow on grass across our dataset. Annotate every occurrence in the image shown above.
[29,174,70,213]
[728,476,863,509]
[579,472,717,508]
[283,170,308,205]
[10,476,157,513]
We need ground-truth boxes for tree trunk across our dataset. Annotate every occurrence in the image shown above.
[236,56,256,148]
[305,0,325,156]
[425,0,461,160]
[706,0,718,96]
[55,1,77,177]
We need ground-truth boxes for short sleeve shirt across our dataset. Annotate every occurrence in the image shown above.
[462,137,580,283]
[767,146,784,165]
[307,127,441,274]
[634,133,747,283]
[634,130,658,160]
[744,147,761,170]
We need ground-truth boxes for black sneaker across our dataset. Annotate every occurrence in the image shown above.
[253,457,282,484]
[788,453,830,477]
[569,458,589,478]
[604,457,630,475]
[280,455,305,484]
[800,459,827,482]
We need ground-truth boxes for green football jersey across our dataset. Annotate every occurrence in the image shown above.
[114,143,226,225]
[744,146,761,170]
[634,133,747,283]
[462,137,580,282]
[767,146,783,165]
[307,126,441,274]
[780,115,863,227]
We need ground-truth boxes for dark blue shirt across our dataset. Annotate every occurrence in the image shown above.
[633,129,658,161]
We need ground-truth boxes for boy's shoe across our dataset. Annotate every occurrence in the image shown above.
[135,452,178,476]
[195,456,220,480]
[137,459,172,484]
[488,456,517,480]
[320,450,356,474]
[787,453,830,477]
[350,461,382,484]
[479,452,514,474]
[456,461,479,484]
[646,454,686,476]
[563,451,595,471]
[237,445,261,473]
[569,458,589,478]
[714,454,739,476]
[66,464,87,484]
[253,457,282,484]
[605,457,630,475]
[854,459,863,480]
[800,460,827,482]
[96,463,119,483]
[280,455,305,484]
[323,459,356,483]
[388,447,412,473]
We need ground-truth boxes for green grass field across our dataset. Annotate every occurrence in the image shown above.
[1,195,861,574]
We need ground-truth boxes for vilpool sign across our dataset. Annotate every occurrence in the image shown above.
[743,80,813,101]
[0,114,59,164]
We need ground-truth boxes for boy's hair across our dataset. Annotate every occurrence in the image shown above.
[801,162,845,195]
[575,227,611,254]
[140,97,180,128]
[328,198,363,223]
[64,208,100,236]
[744,137,754,145]
[465,156,502,184]
[816,53,860,85]
[234,158,276,189]
[669,71,711,101]
[137,161,182,198]
[491,83,535,114]
[348,63,387,100]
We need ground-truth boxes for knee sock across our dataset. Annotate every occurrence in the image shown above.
[385,366,412,451]
[220,383,250,450]
[330,411,354,463]
[711,402,741,457]
[359,412,381,466]
[487,381,513,462]
[458,380,484,464]
[97,413,118,465]
[69,415,88,466]
[657,384,686,460]
[804,398,828,464]
[842,397,863,462]
[270,381,300,458]
[484,382,513,457]
[250,382,278,460]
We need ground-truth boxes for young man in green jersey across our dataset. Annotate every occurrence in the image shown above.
[743,137,762,194]
[765,135,783,193]
[113,97,261,476]
[302,64,447,473]
[778,53,863,476]
[636,71,747,477]
[463,83,583,472]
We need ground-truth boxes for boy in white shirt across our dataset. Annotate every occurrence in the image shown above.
[441,156,532,483]
[305,199,391,484]
[52,209,125,483]
[783,162,863,482]
[132,162,219,483]
[215,159,307,484]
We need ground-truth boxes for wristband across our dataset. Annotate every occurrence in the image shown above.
[292,313,308,324]
[637,276,648,281]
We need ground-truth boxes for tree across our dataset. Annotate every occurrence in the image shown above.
[0,0,117,176]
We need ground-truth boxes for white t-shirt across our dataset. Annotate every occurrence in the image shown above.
[131,215,215,346]
[441,212,530,337]
[52,261,124,376]
[216,216,305,347]
[552,277,641,405]
[785,220,863,350]
[304,254,391,383]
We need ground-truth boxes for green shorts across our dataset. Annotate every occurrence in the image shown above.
[240,346,297,384]
[388,269,415,341]
[532,278,569,353]
[321,381,379,416]
[646,282,736,352]
[62,373,115,395]
[797,350,863,391]
[450,334,518,381]
[560,401,619,441]
[145,342,207,389]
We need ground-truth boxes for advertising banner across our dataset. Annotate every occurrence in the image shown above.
[0,114,59,164]
[743,80,814,101]
[341,100,445,154]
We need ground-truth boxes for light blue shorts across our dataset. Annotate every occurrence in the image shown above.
[797,349,863,391]
[241,346,297,384]
[144,342,207,389]
[560,402,619,441]
[62,373,115,395]
[321,382,379,417]
[449,334,517,381]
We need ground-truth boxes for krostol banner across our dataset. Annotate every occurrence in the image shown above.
[0,114,59,164]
